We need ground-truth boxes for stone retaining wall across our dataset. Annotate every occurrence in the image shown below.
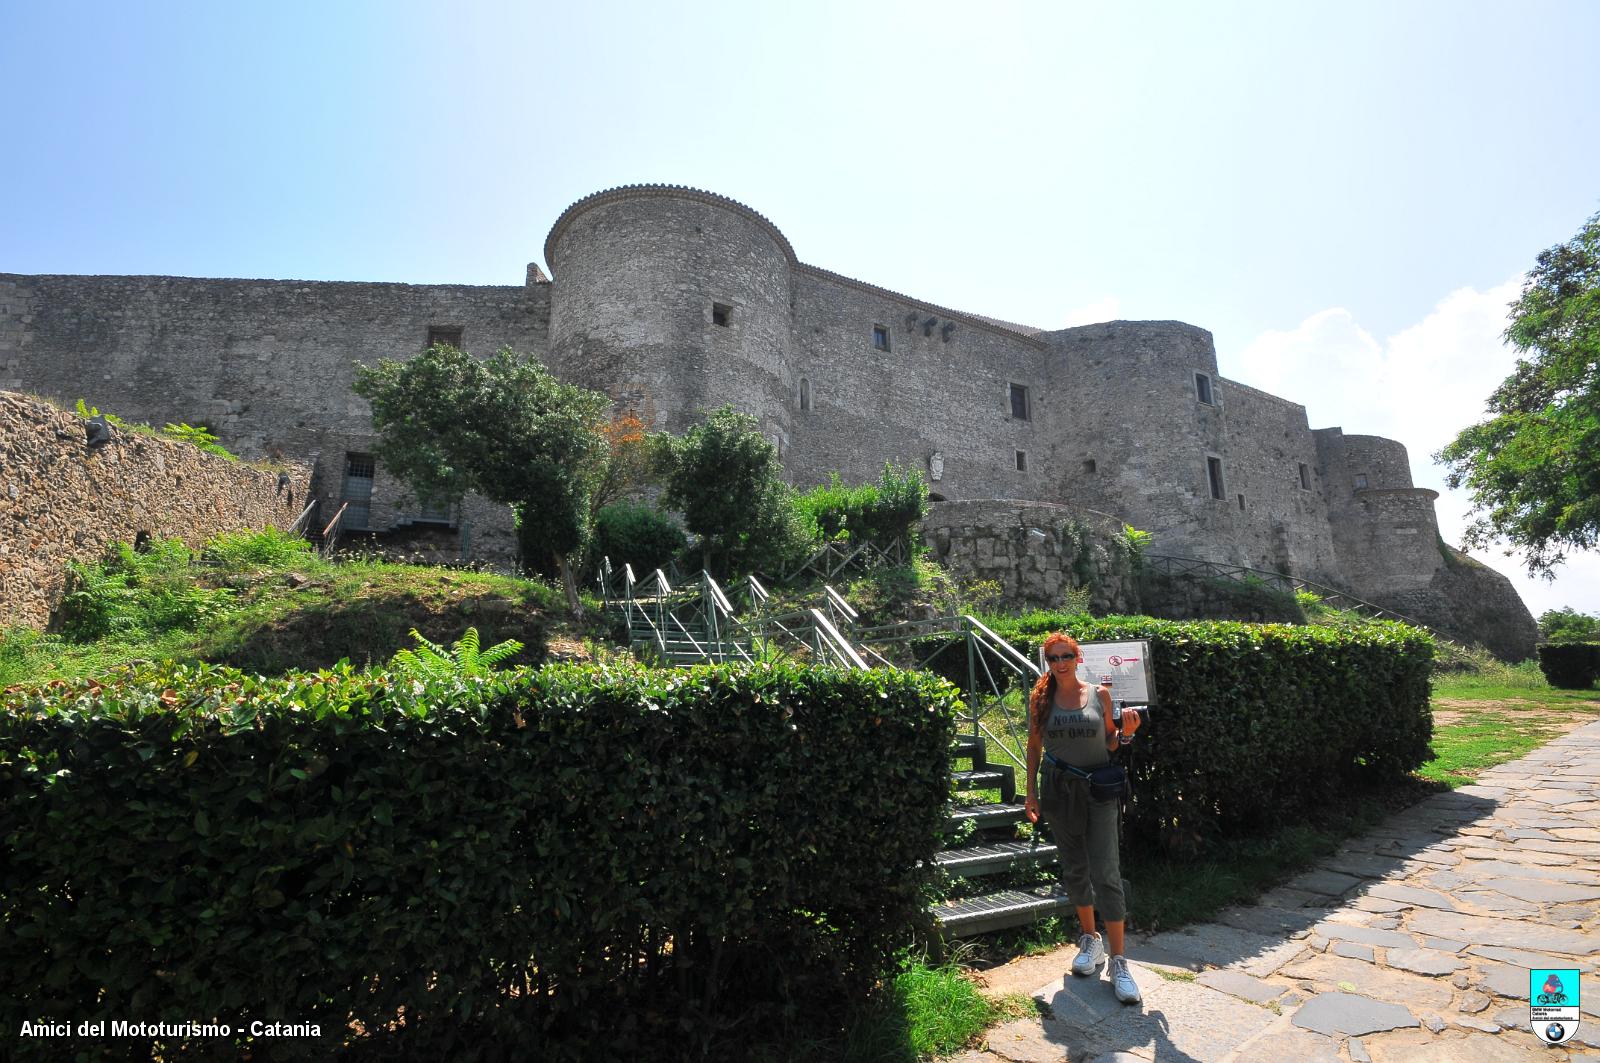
[922,499,1139,614]
[0,391,312,630]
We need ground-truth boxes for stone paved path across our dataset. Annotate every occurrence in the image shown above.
[954,719,1600,1062]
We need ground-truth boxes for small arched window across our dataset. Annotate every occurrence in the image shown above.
[799,377,811,411]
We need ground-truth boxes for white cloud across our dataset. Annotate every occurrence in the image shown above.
[1225,279,1600,621]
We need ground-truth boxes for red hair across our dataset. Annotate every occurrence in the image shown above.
[1028,632,1080,741]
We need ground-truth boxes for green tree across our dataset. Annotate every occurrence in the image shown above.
[353,344,609,612]
[1539,607,1600,644]
[661,405,801,574]
[1437,211,1600,576]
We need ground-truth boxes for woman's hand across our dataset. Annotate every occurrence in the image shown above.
[1120,708,1142,740]
[1024,793,1040,824]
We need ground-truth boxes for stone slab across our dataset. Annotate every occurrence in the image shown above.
[1212,904,1323,937]
[1290,991,1418,1036]
[1032,963,1279,1062]
[1429,858,1600,884]
[1324,851,1408,879]
[1194,967,1286,1004]
[1285,869,1365,897]
[1466,944,1596,972]
[1229,1022,1341,1063]
[1135,922,1304,978]
[1475,961,1532,1000]
[1481,876,1600,903]
[1278,954,1454,1009]
[1385,947,1468,976]
[1458,846,1575,865]
[1420,936,1468,952]
[1312,922,1415,949]
[1257,886,1329,909]
[1407,909,1599,956]
[1331,940,1377,962]
[1365,881,1461,910]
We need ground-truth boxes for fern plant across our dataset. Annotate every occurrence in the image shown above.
[389,626,523,680]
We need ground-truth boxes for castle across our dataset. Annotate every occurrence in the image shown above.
[0,183,1536,655]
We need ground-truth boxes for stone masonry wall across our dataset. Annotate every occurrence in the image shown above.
[922,499,1139,615]
[0,391,312,629]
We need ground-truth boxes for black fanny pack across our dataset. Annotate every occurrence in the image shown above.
[1045,753,1128,803]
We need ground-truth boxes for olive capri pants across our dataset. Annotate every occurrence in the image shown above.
[1037,762,1126,922]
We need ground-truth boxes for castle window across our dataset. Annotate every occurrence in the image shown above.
[1354,473,1369,490]
[872,325,890,351]
[1298,462,1311,490]
[427,326,463,349]
[1009,383,1030,421]
[1195,372,1215,405]
[341,453,375,531]
[1015,449,1028,472]
[1083,459,1097,475]
[1237,494,1246,511]
[712,302,732,327]
[798,377,811,412]
[1206,456,1226,500]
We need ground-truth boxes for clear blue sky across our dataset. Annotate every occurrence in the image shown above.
[5,0,1599,615]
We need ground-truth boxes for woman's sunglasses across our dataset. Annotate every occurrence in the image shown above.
[1045,652,1077,662]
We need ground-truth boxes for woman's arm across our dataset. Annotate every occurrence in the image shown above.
[1099,685,1120,754]
[1025,717,1042,823]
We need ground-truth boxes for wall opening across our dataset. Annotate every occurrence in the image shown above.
[872,325,890,351]
[1206,455,1226,500]
[1355,473,1369,490]
[1298,462,1311,490]
[1237,493,1246,511]
[712,302,732,327]
[427,326,463,349]
[1083,458,1097,474]
[341,453,375,530]
[1015,449,1027,472]
[1195,372,1215,405]
[1009,383,1030,421]
[798,377,811,411]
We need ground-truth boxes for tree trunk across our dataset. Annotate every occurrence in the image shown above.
[555,551,583,615]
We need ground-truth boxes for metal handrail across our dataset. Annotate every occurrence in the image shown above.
[808,608,869,670]
[319,502,349,556]
[287,499,319,537]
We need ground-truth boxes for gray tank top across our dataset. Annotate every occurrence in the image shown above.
[1041,681,1111,770]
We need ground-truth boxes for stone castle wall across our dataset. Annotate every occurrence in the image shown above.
[0,184,1540,654]
[0,391,312,629]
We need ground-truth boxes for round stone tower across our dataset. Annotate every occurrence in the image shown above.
[544,185,796,442]
[1047,320,1234,560]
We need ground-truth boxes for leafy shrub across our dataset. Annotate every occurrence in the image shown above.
[1539,607,1600,644]
[1536,642,1600,689]
[794,463,930,553]
[162,421,237,459]
[201,527,315,568]
[55,540,229,642]
[593,500,686,576]
[0,660,957,1060]
[916,612,1434,853]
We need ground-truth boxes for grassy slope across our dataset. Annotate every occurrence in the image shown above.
[0,537,603,687]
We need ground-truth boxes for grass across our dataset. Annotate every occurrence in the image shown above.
[0,531,603,688]
[1422,657,1600,788]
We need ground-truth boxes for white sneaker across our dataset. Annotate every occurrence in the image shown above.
[1070,932,1106,977]
[1109,955,1142,1004]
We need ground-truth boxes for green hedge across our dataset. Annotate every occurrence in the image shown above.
[924,613,1434,853]
[1537,642,1600,689]
[0,661,957,1061]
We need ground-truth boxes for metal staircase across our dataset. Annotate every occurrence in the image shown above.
[597,558,1074,937]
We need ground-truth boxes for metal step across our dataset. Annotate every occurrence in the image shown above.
[952,768,1015,801]
[936,839,1058,877]
[935,886,1077,937]
[952,735,985,762]
[947,802,1028,831]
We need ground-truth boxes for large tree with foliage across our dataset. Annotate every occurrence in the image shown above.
[1437,211,1600,576]
[661,405,801,575]
[353,345,609,611]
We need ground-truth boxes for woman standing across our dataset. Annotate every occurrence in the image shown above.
[1023,632,1142,1004]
